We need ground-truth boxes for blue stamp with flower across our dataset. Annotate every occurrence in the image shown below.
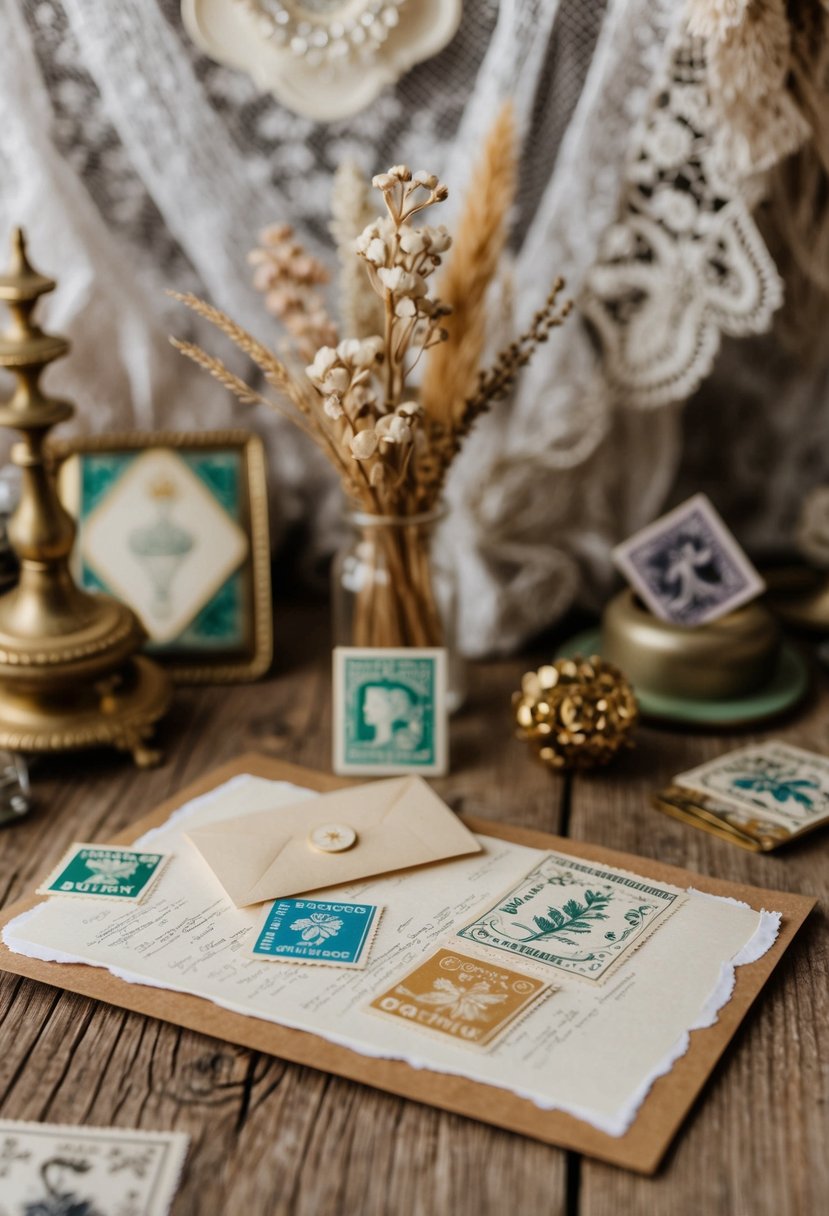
[252,898,382,968]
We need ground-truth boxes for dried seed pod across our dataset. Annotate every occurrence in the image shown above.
[512,655,638,771]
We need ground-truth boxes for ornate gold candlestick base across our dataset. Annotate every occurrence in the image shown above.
[0,656,170,768]
[0,228,171,767]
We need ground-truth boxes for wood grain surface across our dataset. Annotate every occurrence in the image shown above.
[0,599,825,1214]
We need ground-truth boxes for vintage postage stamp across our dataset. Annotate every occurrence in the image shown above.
[368,947,549,1049]
[674,740,829,832]
[37,844,170,903]
[332,646,448,776]
[252,897,382,968]
[0,1119,188,1216]
[457,852,684,981]
[612,493,765,626]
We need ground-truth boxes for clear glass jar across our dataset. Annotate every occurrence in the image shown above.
[331,505,466,712]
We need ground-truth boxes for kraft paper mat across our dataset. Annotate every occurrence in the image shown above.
[0,755,814,1174]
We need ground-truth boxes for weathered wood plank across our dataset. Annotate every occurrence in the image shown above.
[570,677,829,1215]
[0,600,568,1215]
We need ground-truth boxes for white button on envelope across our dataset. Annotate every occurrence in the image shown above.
[185,776,481,907]
[308,824,357,853]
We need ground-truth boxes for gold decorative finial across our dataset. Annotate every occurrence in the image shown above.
[0,227,171,768]
[10,227,24,265]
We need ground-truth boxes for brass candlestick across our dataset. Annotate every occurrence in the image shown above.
[0,228,171,767]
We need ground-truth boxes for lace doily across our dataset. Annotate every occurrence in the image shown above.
[581,33,783,409]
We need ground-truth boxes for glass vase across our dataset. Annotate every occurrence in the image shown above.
[331,505,465,712]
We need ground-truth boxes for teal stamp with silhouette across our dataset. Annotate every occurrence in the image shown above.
[333,647,447,775]
[253,898,382,967]
[38,844,169,903]
[457,852,683,981]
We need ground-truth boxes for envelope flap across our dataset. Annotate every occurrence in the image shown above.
[381,776,481,855]
[188,776,481,906]
[185,822,295,905]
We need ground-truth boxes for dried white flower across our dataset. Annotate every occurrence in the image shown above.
[355,222,381,253]
[388,164,412,181]
[399,228,427,255]
[337,338,363,362]
[365,237,388,266]
[397,400,421,417]
[413,170,438,189]
[305,346,339,385]
[323,394,344,419]
[377,267,417,295]
[336,336,383,368]
[426,225,452,254]
[350,430,379,460]
[394,297,418,318]
[371,173,396,191]
[376,414,413,444]
[349,383,376,408]
[326,367,351,393]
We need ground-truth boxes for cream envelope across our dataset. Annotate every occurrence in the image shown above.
[185,776,482,907]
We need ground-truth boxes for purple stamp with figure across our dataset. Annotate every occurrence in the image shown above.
[612,494,765,626]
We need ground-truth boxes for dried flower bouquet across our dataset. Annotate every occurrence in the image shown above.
[172,105,571,649]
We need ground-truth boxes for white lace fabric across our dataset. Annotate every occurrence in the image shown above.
[581,32,782,409]
[0,0,818,656]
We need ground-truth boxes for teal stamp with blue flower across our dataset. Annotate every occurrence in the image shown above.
[38,844,169,903]
[333,646,448,776]
[253,898,382,968]
[457,853,683,981]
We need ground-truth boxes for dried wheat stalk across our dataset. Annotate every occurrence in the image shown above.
[420,100,517,430]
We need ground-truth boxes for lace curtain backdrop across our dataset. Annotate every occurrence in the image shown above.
[1,0,827,655]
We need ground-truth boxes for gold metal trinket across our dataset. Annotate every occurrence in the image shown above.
[0,229,171,767]
[513,654,638,771]
[601,589,780,701]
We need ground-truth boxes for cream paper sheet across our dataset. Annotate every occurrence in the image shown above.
[3,776,780,1137]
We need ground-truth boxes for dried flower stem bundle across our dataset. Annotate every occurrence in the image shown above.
[171,132,571,648]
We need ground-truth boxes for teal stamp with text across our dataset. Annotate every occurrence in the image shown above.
[457,852,683,980]
[38,844,169,903]
[333,646,448,775]
[253,898,381,968]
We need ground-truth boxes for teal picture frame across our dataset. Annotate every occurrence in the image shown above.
[52,430,272,684]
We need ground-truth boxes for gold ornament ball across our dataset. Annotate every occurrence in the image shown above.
[513,655,638,771]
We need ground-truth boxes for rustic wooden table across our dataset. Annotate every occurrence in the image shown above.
[0,599,826,1215]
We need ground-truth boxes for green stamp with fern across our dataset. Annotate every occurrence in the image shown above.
[457,852,683,980]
